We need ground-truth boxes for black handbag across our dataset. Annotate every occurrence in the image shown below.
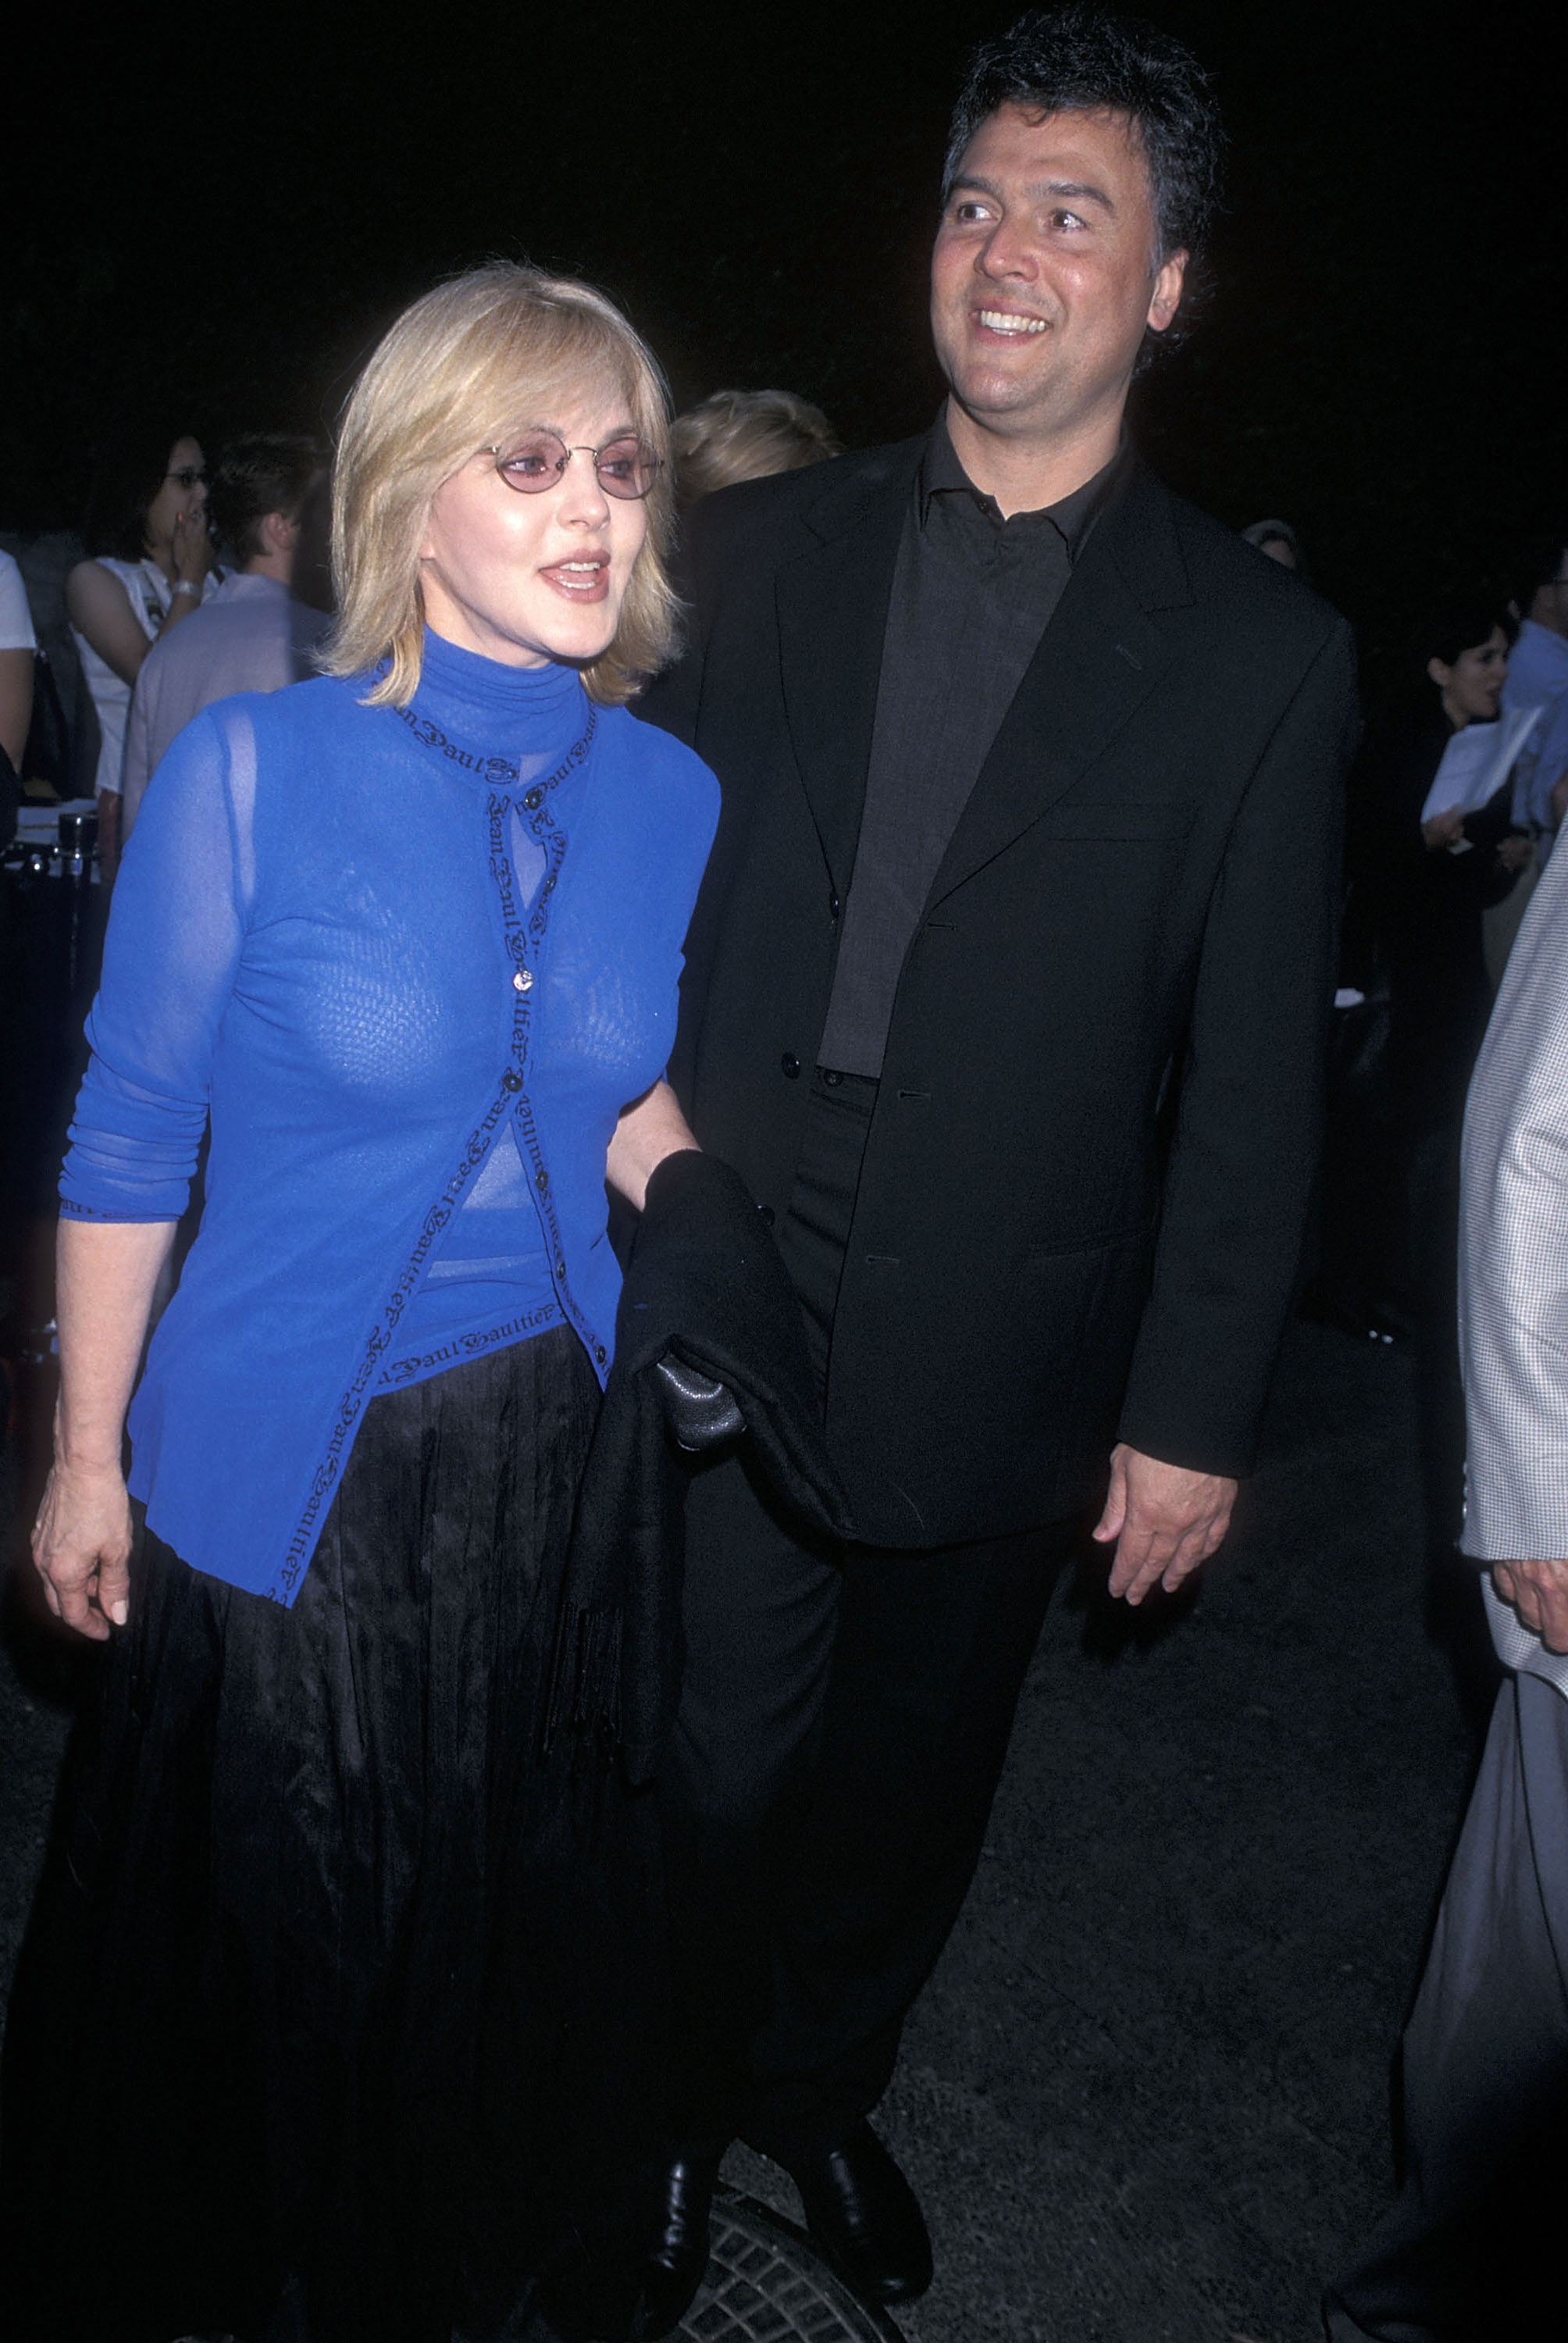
[22,647,70,790]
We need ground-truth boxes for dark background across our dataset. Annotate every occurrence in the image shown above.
[6,0,1562,695]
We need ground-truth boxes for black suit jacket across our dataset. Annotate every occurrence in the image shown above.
[641,439,1358,1547]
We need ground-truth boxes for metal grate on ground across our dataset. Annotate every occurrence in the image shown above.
[679,2188,906,2343]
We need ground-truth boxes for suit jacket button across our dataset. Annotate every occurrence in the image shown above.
[829,892,842,921]
[781,1052,801,1079]
[759,1204,776,1226]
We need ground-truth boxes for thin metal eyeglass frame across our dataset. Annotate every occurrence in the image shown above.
[486,434,662,501]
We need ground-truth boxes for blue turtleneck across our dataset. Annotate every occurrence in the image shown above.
[383,633,594,1382]
[62,629,718,1602]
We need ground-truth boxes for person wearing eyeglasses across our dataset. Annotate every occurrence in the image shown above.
[66,431,219,875]
[2,266,718,2343]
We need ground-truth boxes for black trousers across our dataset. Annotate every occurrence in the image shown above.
[661,1068,1071,2152]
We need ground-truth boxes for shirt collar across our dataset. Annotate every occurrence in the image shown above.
[216,571,290,604]
[918,412,1126,557]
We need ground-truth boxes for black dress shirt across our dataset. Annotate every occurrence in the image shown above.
[818,417,1120,1077]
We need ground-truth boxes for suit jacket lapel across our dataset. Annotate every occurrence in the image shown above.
[773,440,924,897]
[928,463,1194,906]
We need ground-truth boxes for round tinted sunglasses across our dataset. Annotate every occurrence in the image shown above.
[488,431,661,501]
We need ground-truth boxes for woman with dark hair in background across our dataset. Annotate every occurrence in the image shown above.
[66,432,217,874]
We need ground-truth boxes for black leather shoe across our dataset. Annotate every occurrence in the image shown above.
[779,2121,933,2305]
[631,2145,725,2339]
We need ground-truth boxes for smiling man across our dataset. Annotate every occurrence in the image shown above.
[637,7,1359,2324]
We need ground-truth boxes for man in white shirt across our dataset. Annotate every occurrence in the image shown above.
[1326,837,1568,2340]
[1502,534,1568,839]
[120,433,330,843]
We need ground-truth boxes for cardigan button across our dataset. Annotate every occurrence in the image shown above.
[535,1167,549,1192]
[501,1068,523,1093]
[594,1344,607,1365]
[554,1256,567,1280]
[524,788,543,811]
[781,1052,800,1079]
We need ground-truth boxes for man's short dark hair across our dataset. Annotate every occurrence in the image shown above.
[209,433,326,565]
[944,5,1224,269]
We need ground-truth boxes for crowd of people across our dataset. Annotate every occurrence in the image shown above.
[2,8,1568,2343]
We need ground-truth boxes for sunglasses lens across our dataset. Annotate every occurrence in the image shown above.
[496,433,567,492]
[595,437,660,499]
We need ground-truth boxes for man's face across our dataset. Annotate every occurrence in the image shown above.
[930,105,1185,448]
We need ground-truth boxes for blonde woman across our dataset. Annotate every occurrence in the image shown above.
[3,267,717,2343]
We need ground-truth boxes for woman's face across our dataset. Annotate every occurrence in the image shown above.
[419,385,650,669]
[142,437,207,554]
[1429,626,1509,729]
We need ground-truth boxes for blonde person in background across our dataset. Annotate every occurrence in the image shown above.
[672,386,841,508]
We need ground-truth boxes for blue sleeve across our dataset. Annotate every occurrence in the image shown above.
[657,729,720,907]
[1528,692,1568,830]
[61,704,256,1221]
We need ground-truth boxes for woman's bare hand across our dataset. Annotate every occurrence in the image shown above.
[169,505,212,592]
[31,1459,134,1639]
[1421,808,1465,851]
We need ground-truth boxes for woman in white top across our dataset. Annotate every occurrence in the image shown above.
[0,547,36,776]
[66,434,216,875]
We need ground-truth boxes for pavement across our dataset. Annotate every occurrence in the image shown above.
[0,1314,1482,2343]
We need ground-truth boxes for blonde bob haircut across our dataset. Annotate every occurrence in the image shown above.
[322,263,680,709]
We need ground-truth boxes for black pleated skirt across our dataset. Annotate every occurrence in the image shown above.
[0,1328,661,2343]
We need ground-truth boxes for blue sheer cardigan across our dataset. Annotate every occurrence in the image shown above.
[60,645,718,1604]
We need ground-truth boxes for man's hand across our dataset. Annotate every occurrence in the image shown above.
[1491,1559,1568,1656]
[1092,1443,1238,1607]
